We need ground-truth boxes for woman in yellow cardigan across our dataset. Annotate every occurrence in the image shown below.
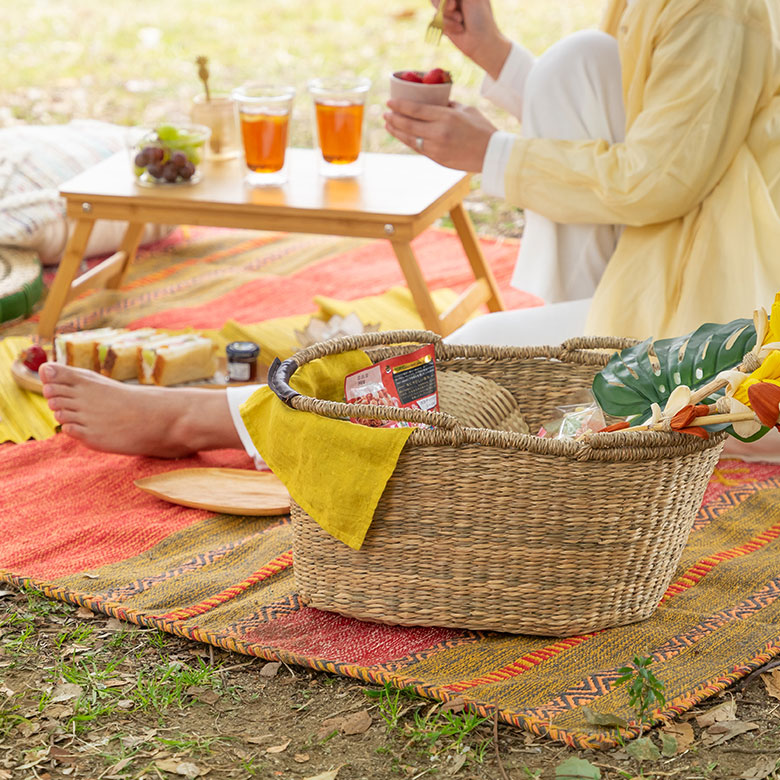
[386,0,780,341]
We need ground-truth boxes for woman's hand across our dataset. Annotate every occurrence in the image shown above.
[433,0,512,79]
[384,98,498,172]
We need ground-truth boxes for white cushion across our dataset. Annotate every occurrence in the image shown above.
[0,120,174,266]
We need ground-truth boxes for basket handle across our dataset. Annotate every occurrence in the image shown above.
[560,336,640,352]
[266,331,462,431]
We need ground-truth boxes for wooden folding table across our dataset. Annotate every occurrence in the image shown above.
[39,148,505,340]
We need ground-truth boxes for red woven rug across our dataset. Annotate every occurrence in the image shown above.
[3,434,780,749]
[6,228,780,749]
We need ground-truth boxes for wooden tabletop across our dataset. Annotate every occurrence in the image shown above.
[60,148,470,222]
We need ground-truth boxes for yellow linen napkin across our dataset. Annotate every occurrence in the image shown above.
[240,349,414,550]
[0,337,57,443]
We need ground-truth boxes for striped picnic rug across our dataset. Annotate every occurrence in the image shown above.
[1,436,780,749]
[4,226,780,748]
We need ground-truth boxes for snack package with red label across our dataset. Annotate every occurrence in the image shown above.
[344,344,438,428]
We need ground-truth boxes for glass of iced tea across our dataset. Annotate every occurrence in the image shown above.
[307,76,371,178]
[232,83,296,186]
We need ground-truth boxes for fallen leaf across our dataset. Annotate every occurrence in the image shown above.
[259,661,282,678]
[695,699,736,728]
[116,699,134,710]
[48,746,75,765]
[581,706,628,728]
[155,759,202,777]
[42,703,73,720]
[186,685,220,705]
[439,697,466,714]
[741,755,779,780]
[74,606,95,619]
[661,722,694,754]
[449,752,468,774]
[303,769,342,780]
[294,753,310,763]
[555,757,601,779]
[108,757,133,774]
[50,683,83,703]
[0,591,15,598]
[103,618,126,632]
[660,732,678,758]
[625,736,661,762]
[338,709,372,735]
[265,739,291,754]
[82,573,100,579]
[702,719,759,747]
[762,669,780,701]
[245,733,273,744]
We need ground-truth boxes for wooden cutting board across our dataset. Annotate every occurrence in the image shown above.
[134,468,290,516]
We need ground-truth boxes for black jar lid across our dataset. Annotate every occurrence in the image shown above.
[226,341,260,360]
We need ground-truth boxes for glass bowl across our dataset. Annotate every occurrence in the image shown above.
[131,123,211,186]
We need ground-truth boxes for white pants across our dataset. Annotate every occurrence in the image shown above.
[227,30,779,464]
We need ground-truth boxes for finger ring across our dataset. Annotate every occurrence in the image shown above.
[415,136,424,151]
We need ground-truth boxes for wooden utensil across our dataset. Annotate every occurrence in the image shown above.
[134,468,290,515]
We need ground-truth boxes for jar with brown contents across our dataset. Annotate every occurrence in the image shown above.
[226,341,260,382]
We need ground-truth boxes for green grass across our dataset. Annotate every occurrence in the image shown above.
[0,0,603,148]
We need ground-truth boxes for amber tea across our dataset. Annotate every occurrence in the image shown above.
[232,83,295,186]
[314,102,364,165]
[308,77,370,178]
[239,111,289,173]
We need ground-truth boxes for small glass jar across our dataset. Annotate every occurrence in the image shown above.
[226,341,260,382]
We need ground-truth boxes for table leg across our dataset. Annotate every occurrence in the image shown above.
[449,201,505,313]
[37,219,95,341]
[390,241,444,334]
[111,222,146,288]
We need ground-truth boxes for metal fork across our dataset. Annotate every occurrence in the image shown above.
[425,1,445,45]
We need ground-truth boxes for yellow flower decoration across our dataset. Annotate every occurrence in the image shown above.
[731,293,780,406]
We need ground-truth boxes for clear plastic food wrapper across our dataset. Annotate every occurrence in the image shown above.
[344,344,438,428]
[537,390,607,440]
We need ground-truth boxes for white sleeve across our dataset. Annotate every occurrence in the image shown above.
[226,383,267,470]
[480,42,536,120]
[481,131,516,199]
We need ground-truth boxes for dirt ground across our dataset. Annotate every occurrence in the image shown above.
[2,586,780,780]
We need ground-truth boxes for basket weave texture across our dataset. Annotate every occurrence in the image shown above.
[280,330,725,637]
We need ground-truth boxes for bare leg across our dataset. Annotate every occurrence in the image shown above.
[39,363,242,458]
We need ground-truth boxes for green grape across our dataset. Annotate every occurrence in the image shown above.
[155,124,181,142]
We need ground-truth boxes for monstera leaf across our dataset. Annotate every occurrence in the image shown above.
[592,319,758,434]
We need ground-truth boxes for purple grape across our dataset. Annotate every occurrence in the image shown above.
[147,163,164,179]
[134,150,149,167]
[145,146,165,163]
[179,161,196,180]
[162,162,179,183]
[170,151,188,169]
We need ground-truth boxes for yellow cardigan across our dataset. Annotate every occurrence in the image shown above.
[504,0,780,339]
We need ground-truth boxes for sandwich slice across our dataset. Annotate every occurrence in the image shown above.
[138,334,217,386]
[54,328,126,370]
[97,328,159,381]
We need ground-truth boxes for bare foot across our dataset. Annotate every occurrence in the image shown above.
[39,363,243,457]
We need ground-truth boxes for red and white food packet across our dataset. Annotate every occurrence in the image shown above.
[344,344,439,428]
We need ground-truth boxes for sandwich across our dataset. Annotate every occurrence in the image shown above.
[53,328,126,370]
[137,334,217,386]
[96,328,159,381]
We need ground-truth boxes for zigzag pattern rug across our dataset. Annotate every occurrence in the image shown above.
[2,433,780,749]
[4,227,780,748]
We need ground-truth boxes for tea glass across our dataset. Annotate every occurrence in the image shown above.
[307,76,370,178]
[232,83,296,186]
[191,93,241,161]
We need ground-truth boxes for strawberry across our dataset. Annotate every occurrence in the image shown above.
[422,68,451,84]
[21,344,47,373]
[397,71,424,83]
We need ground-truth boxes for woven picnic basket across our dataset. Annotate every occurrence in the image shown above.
[268,330,726,637]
